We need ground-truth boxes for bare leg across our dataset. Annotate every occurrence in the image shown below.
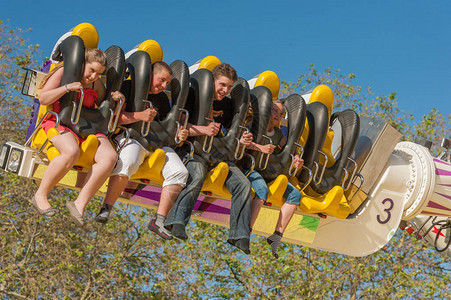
[34,132,80,210]
[157,184,184,216]
[267,203,298,259]
[275,203,298,233]
[103,175,129,206]
[73,137,117,215]
[250,197,264,228]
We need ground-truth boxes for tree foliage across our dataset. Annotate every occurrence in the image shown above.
[0,21,450,299]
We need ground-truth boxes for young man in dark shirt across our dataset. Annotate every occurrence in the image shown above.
[94,61,189,240]
[165,63,254,254]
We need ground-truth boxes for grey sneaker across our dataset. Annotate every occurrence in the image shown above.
[148,215,173,240]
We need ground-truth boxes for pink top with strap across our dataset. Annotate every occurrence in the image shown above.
[41,88,105,144]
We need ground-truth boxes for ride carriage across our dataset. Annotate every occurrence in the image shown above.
[1,23,450,256]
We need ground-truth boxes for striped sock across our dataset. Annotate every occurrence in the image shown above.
[266,231,283,259]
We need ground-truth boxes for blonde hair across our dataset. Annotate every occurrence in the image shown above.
[39,48,107,89]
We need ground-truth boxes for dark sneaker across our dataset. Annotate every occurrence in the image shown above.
[94,204,112,224]
[169,224,188,240]
[228,238,251,254]
[148,216,173,240]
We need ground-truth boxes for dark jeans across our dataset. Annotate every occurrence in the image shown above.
[165,153,252,240]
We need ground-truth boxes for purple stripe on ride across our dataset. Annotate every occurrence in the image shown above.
[193,198,231,215]
[426,200,451,211]
[432,192,451,203]
[435,168,451,176]
[434,158,451,166]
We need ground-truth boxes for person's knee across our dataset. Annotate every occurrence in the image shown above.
[230,177,252,197]
[186,163,207,185]
[164,167,189,187]
[286,191,302,205]
[63,145,80,164]
[99,149,118,167]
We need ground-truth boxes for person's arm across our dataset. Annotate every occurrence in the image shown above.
[186,122,221,137]
[119,107,158,125]
[39,68,83,106]
[247,141,276,154]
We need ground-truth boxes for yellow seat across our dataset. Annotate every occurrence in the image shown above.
[290,177,351,219]
[31,126,100,169]
[201,162,231,198]
[130,148,166,185]
[265,175,289,207]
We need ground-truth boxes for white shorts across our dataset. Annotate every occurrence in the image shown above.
[111,134,188,187]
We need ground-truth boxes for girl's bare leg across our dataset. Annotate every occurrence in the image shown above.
[73,137,117,215]
[34,132,80,210]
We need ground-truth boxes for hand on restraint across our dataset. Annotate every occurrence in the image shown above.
[111,91,124,102]
[293,154,304,169]
[137,108,158,122]
[66,82,83,92]
[204,122,221,136]
[258,143,276,154]
[239,131,253,146]
[177,126,189,142]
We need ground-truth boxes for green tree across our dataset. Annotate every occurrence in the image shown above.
[1,21,450,299]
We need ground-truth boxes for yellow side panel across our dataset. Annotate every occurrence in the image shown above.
[266,175,288,207]
[201,162,232,199]
[253,208,319,244]
[130,148,166,185]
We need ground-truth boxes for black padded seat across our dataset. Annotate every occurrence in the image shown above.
[54,35,126,139]
[309,109,360,194]
[260,94,306,182]
[199,78,251,165]
[296,102,329,184]
[244,86,273,170]
[124,51,190,150]
[188,69,215,156]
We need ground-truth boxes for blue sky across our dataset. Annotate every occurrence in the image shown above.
[1,0,450,122]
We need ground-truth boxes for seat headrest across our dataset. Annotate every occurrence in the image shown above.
[308,85,334,119]
[254,70,280,100]
[199,56,221,71]
[137,40,163,63]
[71,23,99,49]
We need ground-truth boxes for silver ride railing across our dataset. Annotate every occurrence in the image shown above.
[288,142,305,177]
[140,100,153,137]
[25,111,60,153]
[258,135,273,170]
[234,125,250,160]
[70,89,84,125]
[108,96,125,133]
[202,117,215,153]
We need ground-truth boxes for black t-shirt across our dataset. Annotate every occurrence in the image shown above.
[212,96,233,131]
[183,91,234,136]
[120,80,171,121]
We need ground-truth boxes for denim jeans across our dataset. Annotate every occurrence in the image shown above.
[247,170,301,205]
[165,153,252,240]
